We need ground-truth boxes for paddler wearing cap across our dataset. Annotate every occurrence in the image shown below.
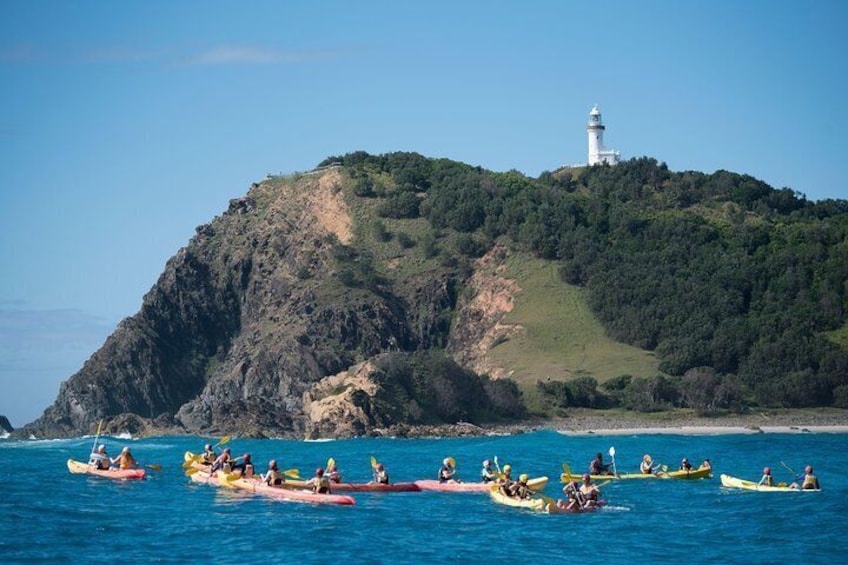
[758,467,775,487]
[89,444,110,470]
[110,446,138,470]
[640,454,654,475]
[579,474,601,508]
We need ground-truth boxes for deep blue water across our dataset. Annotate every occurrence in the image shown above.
[1,430,845,564]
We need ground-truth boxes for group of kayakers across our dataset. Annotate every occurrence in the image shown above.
[187,443,394,494]
[89,440,823,500]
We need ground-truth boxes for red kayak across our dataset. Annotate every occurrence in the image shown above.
[329,481,419,492]
[67,459,146,480]
[224,476,355,505]
[415,476,549,493]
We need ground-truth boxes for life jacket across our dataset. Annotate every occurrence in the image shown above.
[438,465,453,482]
[314,476,331,493]
[802,474,819,490]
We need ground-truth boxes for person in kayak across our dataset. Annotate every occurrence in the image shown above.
[640,454,655,474]
[790,465,820,490]
[438,457,458,483]
[201,444,217,465]
[510,474,534,499]
[307,468,331,494]
[372,463,390,485]
[579,474,602,508]
[758,467,775,487]
[209,448,232,474]
[327,462,342,483]
[680,458,693,471]
[589,452,612,475]
[557,479,585,512]
[89,444,110,470]
[700,459,712,470]
[263,460,284,486]
[480,460,497,483]
[110,447,138,470]
[497,464,515,497]
[230,453,254,477]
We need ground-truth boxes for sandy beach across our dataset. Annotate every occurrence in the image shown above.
[470,408,848,438]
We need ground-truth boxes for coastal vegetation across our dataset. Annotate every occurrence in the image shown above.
[320,151,848,414]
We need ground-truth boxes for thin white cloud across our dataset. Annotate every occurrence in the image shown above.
[179,45,340,66]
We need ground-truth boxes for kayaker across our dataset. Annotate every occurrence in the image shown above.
[110,446,138,470]
[328,463,343,483]
[700,459,712,470]
[230,453,254,477]
[790,465,820,490]
[89,444,110,470]
[264,460,284,486]
[480,460,497,483]
[589,452,612,475]
[201,444,217,465]
[558,479,584,512]
[680,458,693,471]
[210,448,232,474]
[579,474,601,508]
[307,468,331,494]
[640,454,654,475]
[758,467,775,487]
[372,463,390,485]
[497,464,515,497]
[510,473,534,499]
[438,457,458,483]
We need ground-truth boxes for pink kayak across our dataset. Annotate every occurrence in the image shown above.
[224,477,355,505]
[329,481,419,492]
[415,476,549,492]
[67,459,146,480]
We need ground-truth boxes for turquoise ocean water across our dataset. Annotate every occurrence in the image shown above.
[1,430,845,564]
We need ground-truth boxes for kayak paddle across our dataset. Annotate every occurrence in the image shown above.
[608,446,617,476]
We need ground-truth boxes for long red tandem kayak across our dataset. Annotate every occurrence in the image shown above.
[256,477,419,492]
[415,476,549,492]
[223,476,356,505]
[67,459,146,480]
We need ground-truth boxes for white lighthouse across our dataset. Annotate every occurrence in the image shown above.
[587,104,620,166]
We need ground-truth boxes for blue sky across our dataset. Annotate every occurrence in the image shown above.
[1,1,845,427]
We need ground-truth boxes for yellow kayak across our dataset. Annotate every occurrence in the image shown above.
[720,474,821,492]
[488,484,546,511]
[562,466,712,482]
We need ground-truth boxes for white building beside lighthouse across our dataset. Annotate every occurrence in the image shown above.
[587,104,620,166]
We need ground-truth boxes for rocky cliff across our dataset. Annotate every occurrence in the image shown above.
[18,168,525,438]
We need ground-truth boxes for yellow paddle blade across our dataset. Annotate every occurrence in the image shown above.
[370,456,378,469]
[185,467,201,476]
[327,457,335,470]
[218,472,238,487]
[562,462,573,480]
[447,456,456,468]
[215,435,232,448]
[284,468,300,479]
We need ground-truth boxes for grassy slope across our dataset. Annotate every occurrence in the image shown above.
[487,252,661,411]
